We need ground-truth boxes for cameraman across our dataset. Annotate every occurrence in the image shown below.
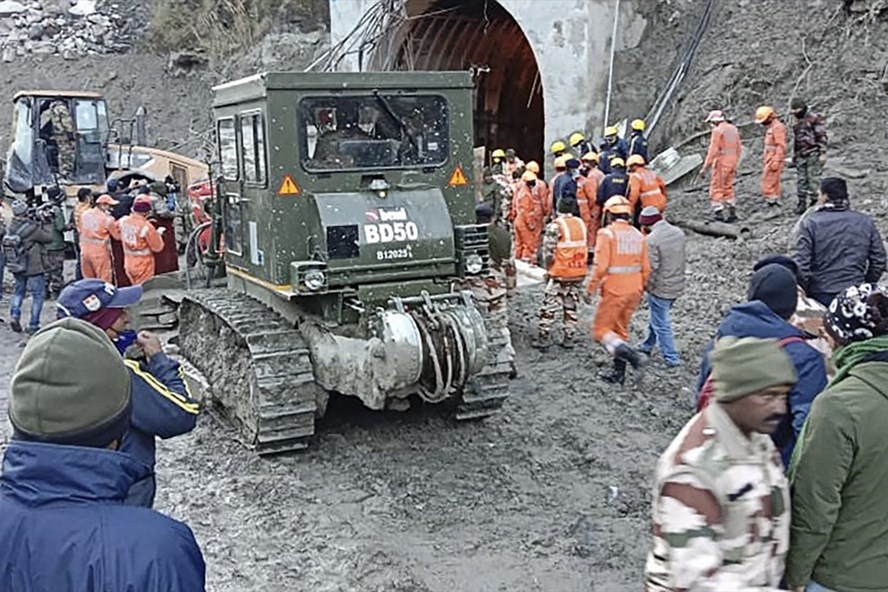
[4,199,53,333]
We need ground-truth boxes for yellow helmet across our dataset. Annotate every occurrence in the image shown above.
[604,196,632,215]
[569,132,585,146]
[553,156,567,169]
[550,141,567,154]
[754,106,775,124]
[521,170,538,182]
[610,157,626,169]
[491,148,506,159]
[626,154,646,168]
[631,119,646,131]
[526,160,540,174]
[581,151,599,163]
[604,126,618,137]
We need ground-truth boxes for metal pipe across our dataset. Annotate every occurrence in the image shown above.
[603,0,621,132]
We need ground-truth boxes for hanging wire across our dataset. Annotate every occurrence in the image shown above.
[483,0,490,35]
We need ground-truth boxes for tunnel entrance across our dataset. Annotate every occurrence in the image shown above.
[376,0,544,166]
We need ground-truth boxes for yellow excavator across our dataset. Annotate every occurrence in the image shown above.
[2,90,208,217]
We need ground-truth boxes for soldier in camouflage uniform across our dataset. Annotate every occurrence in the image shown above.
[533,192,587,350]
[645,336,796,591]
[41,100,77,180]
[790,98,828,215]
[43,188,70,299]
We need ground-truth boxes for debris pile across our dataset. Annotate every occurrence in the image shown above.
[0,0,134,63]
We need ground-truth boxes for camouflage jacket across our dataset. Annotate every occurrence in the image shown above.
[644,403,790,592]
[792,112,827,157]
[540,215,566,271]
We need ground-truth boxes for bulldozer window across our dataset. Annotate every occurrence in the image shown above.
[11,98,33,167]
[218,118,238,180]
[73,100,109,144]
[299,95,449,172]
[240,111,267,186]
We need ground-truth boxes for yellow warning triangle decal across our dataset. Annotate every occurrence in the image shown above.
[448,165,468,187]
[278,174,301,195]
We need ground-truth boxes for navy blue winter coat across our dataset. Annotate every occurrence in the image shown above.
[598,138,629,174]
[0,441,206,592]
[122,352,200,507]
[596,169,629,206]
[695,301,828,467]
[628,131,649,163]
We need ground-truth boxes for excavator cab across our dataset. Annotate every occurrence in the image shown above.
[4,91,109,196]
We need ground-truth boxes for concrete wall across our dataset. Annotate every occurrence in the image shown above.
[328,0,646,157]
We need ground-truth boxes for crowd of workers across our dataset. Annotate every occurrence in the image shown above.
[477,101,886,591]
[0,177,177,334]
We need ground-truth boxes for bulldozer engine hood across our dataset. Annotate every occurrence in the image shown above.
[313,188,455,284]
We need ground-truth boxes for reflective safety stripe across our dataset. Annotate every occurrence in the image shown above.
[124,248,153,256]
[641,189,661,197]
[80,237,109,245]
[555,216,587,248]
[608,265,642,274]
[558,239,588,248]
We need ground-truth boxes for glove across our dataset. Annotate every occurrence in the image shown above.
[157,226,166,235]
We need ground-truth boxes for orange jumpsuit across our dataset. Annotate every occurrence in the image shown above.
[79,207,120,283]
[703,121,741,210]
[584,168,605,248]
[575,177,597,249]
[628,166,668,214]
[119,214,165,285]
[511,184,545,263]
[587,220,651,351]
[761,119,787,201]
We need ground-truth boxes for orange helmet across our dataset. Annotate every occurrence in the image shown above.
[95,194,119,206]
[754,105,775,124]
[604,196,632,215]
[626,154,646,168]
[526,160,540,174]
[521,170,538,182]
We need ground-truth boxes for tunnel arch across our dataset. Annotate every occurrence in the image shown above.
[370,0,545,166]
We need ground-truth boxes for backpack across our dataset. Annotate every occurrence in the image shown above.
[696,335,805,412]
[2,221,36,275]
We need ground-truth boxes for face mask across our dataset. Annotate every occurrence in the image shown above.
[113,329,138,356]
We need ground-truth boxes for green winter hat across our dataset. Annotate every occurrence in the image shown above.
[9,318,132,448]
[710,336,797,403]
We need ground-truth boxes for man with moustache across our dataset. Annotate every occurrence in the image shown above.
[645,337,796,591]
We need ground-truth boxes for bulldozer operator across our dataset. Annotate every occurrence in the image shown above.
[311,105,373,169]
[38,98,76,181]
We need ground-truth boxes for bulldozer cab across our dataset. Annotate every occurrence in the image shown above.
[4,91,110,195]
[212,71,483,306]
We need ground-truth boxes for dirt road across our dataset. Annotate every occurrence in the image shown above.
[0,210,751,591]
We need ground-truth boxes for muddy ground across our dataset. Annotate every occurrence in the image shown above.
[0,179,802,591]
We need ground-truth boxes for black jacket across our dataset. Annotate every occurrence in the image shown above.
[7,216,53,276]
[796,207,886,297]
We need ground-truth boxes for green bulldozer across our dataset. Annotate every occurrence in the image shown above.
[179,71,511,454]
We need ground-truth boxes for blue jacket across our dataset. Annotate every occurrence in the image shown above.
[628,131,649,163]
[598,138,629,174]
[123,352,200,507]
[0,441,206,592]
[596,169,629,206]
[695,301,828,467]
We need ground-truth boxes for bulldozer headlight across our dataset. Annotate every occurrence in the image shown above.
[304,269,326,291]
[465,253,484,275]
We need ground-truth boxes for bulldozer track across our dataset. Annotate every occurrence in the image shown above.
[456,299,511,420]
[178,289,319,455]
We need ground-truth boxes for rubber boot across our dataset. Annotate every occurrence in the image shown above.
[508,361,518,379]
[600,358,627,385]
[795,198,807,216]
[532,333,551,351]
[712,209,726,222]
[560,333,576,349]
[725,204,738,223]
[615,343,644,370]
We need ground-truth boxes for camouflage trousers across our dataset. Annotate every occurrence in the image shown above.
[454,276,515,366]
[44,249,66,296]
[55,138,76,177]
[491,261,517,298]
[538,278,582,339]
[796,154,823,204]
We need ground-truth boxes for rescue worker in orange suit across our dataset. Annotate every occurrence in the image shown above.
[79,194,121,283]
[567,158,595,246]
[586,196,650,385]
[700,110,742,222]
[119,197,166,285]
[596,157,629,209]
[581,152,605,251]
[525,161,550,219]
[510,170,545,264]
[755,105,787,208]
[534,195,588,351]
[627,154,667,224]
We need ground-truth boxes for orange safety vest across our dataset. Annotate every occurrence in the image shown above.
[550,216,588,279]
[629,167,667,212]
[589,220,650,295]
[79,208,117,245]
[119,214,164,258]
